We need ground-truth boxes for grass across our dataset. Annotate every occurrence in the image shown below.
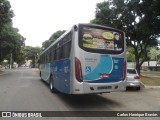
[140,76,160,86]
[141,71,160,76]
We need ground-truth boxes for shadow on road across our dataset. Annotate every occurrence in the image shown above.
[40,79,123,110]
[126,87,141,91]
[56,93,122,110]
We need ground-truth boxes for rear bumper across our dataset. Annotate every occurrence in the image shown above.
[126,81,141,87]
[82,81,126,94]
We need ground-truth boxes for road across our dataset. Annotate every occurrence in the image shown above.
[0,68,159,120]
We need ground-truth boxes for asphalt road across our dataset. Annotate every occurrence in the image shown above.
[0,68,159,120]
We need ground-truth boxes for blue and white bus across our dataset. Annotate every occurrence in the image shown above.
[39,23,126,94]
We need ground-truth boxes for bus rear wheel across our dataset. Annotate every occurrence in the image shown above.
[49,75,56,93]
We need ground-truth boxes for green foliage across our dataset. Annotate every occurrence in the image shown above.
[149,47,160,62]
[0,0,14,62]
[0,22,25,63]
[24,46,42,67]
[0,0,14,30]
[91,0,160,74]
[49,30,66,42]
[42,30,66,49]
[158,39,160,47]
[127,47,135,62]
[0,60,8,67]
[0,0,25,66]
[42,40,50,50]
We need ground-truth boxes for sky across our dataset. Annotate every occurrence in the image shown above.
[9,0,104,47]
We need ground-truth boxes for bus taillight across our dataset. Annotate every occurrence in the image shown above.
[75,57,83,83]
[134,76,140,80]
[122,60,126,81]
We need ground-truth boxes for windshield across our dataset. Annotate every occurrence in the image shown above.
[127,69,137,74]
[79,25,124,54]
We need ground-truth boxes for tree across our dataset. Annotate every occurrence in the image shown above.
[24,46,42,68]
[0,0,14,31]
[127,47,135,62]
[158,39,160,47]
[0,0,25,67]
[42,40,50,50]
[0,22,25,67]
[91,0,160,75]
[42,30,66,49]
[149,47,160,65]
[0,0,14,62]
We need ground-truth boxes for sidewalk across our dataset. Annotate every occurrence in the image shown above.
[141,74,160,78]
[0,68,7,75]
[140,74,160,89]
[140,82,160,89]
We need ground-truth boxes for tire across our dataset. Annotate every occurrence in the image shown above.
[126,87,128,91]
[40,72,43,80]
[137,86,141,90]
[49,75,56,93]
[40,72,41,77]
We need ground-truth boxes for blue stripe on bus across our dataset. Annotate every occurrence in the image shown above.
[50,59,70,94]
[83,55,113,81]
[84,57,124,83]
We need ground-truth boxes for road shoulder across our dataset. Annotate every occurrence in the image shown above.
[0,69,7,76]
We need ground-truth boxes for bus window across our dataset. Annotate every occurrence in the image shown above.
[79,26,124,54]
[62,41,71,59]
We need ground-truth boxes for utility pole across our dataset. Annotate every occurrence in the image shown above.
[10,53,12,69]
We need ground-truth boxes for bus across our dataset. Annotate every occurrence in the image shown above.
[39,23,126,94]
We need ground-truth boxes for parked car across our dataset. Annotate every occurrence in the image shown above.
[126,68,141,90]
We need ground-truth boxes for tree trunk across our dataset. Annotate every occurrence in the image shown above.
[136,63,141,76]
[134,47,141,76]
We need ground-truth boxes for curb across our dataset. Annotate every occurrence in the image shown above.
[140,82,145,88]
[141,75,160,78]
[144,86,160,89]
[140,82,160,89]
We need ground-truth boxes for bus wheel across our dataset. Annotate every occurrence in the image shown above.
[49,75,55,93]
[40,72,43,81]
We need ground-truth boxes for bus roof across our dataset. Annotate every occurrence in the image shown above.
[40,29,71,56]
[40,23,124,56]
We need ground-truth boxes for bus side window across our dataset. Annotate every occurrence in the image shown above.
[51,50,55,62]
[51,45,55,62]
[62,32,72,59]
[54,49,57,60]
[62,41,71,58]
[41,56,43,63]
[49,52,52,62]
[44,54,46,63]
[43,55,45,63]
[46,54,48,63]
[56,47,62,60]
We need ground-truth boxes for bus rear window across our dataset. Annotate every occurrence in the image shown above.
[79,26,124,54]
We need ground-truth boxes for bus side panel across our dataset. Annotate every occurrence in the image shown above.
[51,59,70,94]
[82,54,124,83]
[40,63,50,82]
